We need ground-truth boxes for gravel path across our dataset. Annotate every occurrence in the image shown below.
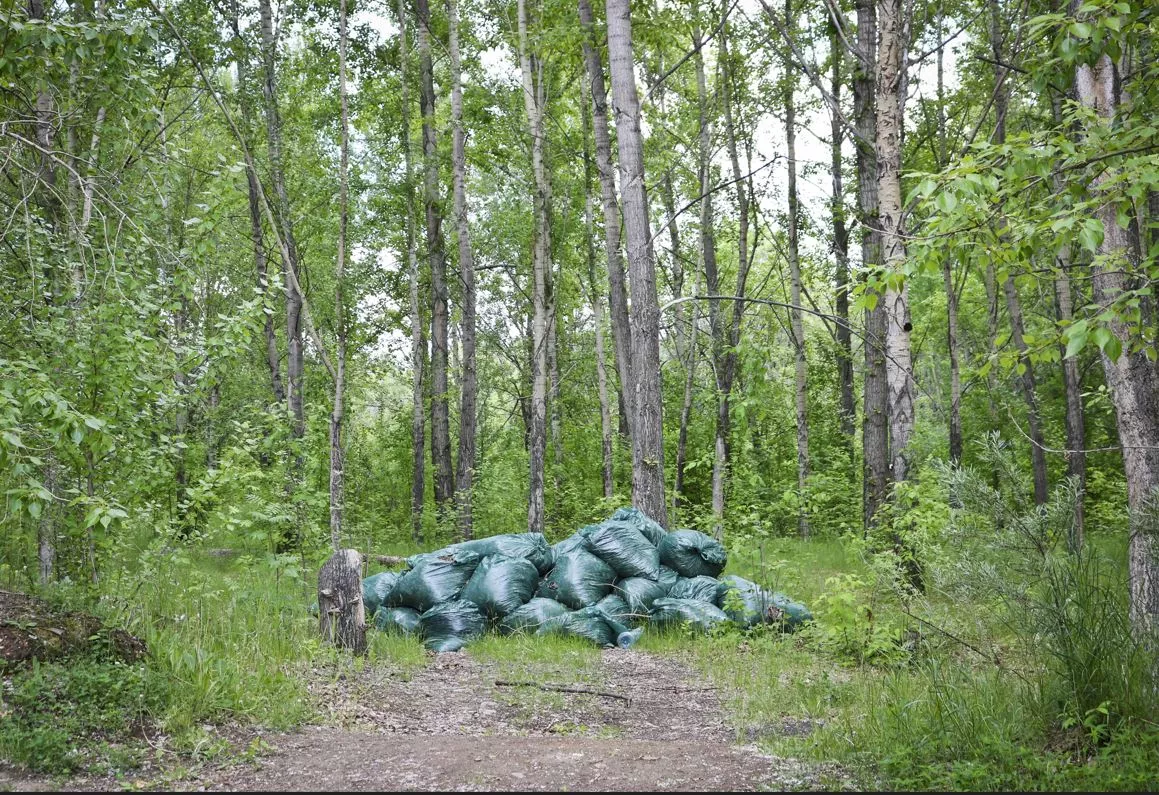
[1,647,844,791]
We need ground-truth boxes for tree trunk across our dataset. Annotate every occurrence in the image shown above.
[329,0,350,553]
[578,0,633,441]
[1075,53,1159,640]
[416,0,454,514]
[693,11,726,538]
[830,22,855,447]
[875,0,914,487]
[716,18,754,541]
[258,0,304,459]
[1051,96,1086,547]
[519,0,550,534]
[449,0,477,540]
[398,0,426,544]
[990,0,1047,505]
[582,82,616,501]
[37,459,56,585]
[934,12,962,467]
[318,549,366,654]
[606,0,668,527]
[856,0,887,532]
[786,0,810,538]
[1004,276,1049,504]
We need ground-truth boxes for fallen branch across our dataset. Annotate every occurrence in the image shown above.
[373,555,409,567]
[494,679,631,703]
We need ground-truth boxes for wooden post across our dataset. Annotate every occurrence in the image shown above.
[318,549,366,654]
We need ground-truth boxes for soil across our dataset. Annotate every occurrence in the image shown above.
[0,646,848,792]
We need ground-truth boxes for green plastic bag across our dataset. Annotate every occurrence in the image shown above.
[499,597,571,634]
[657,565,679,593]
[388,551,481,613]
[536,549,615,609]
[460,555,540,618]
[583,522,660,580]
[448,533,555,574]
[613,576,668,617]
[668,575,726,605]
[419,600,486,652]
[362,571,401,618]
[595,593,632,624]
[375,606,421,635]
[658,529,727,578]
[609,506,667,547]
[719,575,812,630]
[538,605,638,648]
[650,597,730,632]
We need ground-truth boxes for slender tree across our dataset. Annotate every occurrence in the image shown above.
[606,0,668,526]
[519,0,551,533]
[416,0,454,514]
[785,0,809,538]
[578,0,634,439]
[399,0,426,543]
[448,0,477,539]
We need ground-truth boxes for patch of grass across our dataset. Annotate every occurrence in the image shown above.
[366,630,428,678]
[0,656,166,774]
[468,632,602,683]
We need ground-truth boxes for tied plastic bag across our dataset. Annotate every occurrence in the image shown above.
[613,577,668,617]
[460,555,540,619]
[608,506,667,547]
[595,593,632,624]
[658,530,728,578]
[499,597,572,634]
[419,600,486,652]
[650,597,731,632]
[536,549,615,609]
[668,575,727,605]
[552,534,589,559]
[538,605,641,648]
[375,606,421,635]
[448,533,555,574]
[362,571,401,617]
[719,575,813,630]
[583,522,661,580]
[388,551,481,613]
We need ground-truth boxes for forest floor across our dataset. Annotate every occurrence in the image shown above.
[0,643,851,792]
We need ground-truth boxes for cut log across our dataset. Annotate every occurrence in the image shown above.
[373,554,409,567]
[318,549,367,654]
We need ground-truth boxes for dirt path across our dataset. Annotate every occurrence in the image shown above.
[2,648,844,791]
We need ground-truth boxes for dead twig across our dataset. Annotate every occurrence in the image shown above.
[494,680,631,703]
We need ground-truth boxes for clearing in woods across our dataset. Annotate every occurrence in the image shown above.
[2,641,848,792]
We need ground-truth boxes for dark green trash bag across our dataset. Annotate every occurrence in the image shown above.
[375,606,421,635]
[362,571,401,617]
[719,575,812,630]
[595,593,632,624]
[609,506,667,547]
[460,555,540,618]
[668,575,726,605]
[552,534,588,559]
[658,529,727,578]
[650,597,730,632]
[583,522,660,580]
[448,533,555,574]
[499,597,571,634]
[419,600,486,652]
[536,549,615,609]
[388,551,481,613]
[538,606,641,648]
[613,576,668,617]
[657,565,679,593]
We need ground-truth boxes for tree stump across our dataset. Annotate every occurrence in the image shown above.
[318,548,366,654]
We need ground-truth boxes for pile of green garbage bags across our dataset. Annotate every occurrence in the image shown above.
[360,507,812,652]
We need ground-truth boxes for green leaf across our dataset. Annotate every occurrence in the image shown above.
[1078,219,1103,253]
